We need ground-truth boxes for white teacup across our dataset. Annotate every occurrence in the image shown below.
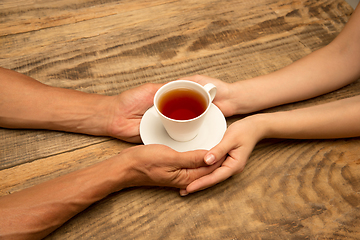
[154,80,216,142]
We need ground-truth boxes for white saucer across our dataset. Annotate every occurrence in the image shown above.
[140,103,227,152]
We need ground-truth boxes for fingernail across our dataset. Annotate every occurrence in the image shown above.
[180,189,188,196]
[205,154,216,165]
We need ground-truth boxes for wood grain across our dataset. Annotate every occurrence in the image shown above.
[42,139,359,239]
[0,0,359,239]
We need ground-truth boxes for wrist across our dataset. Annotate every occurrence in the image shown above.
[47,90,113,137]
[257,111,294,139]
[94,154,135,192]
[105,147,151,190]
[246,113,275,141]
[229,80,266,115]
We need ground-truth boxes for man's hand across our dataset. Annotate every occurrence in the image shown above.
[0,67,163,143]
[117,144,222,190]
[106,83,162,142]
[0,144,220,239]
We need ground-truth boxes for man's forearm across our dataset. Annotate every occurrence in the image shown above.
[0,67,113,136]
[0,155,132,240]
[0,144,219,239]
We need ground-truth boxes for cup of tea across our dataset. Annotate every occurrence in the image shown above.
[154,80,217,142]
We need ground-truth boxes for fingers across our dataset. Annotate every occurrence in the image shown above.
[179,125,256,196]
[171,149,223,188]
[182,150,247,196]
[204,131,238,166]
[123,135,142,143]
[179,132,237,195]
[185,162,234,194]
[185,157,223,178]
[176,149,209,168]
[133,82,164,96]
[179,158,224,196]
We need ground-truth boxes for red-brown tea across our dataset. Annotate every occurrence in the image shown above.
[158,88,207,120]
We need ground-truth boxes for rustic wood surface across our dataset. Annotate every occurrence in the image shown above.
[1,0,359,239]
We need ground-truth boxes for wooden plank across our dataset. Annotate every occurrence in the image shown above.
[0,139,135,196]
[37,138,360,239]
[0,0,354,169]
[2,135,359,239]
[1,0,358,238]
[0,0,352,90]
[0,129,111,170]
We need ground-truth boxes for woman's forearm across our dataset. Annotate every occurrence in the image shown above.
[259,95,360,140]
[237,46,358,113]
[230,5,360,114]
[0,67,114,136]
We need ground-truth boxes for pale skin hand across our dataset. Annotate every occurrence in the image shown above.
[0,144,221,240]
[0,67,162,143]
[183,6,360,116]
[185,95,360,194]
[179,75,239,117]
[183,116,261,194]
[181,5,360,194]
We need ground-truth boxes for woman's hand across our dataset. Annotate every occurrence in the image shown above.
[180,75,239,117]
[182,115,266,195]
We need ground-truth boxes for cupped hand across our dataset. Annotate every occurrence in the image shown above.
[183,115,265,195]
[106,83,163,142]
[180,75,237,117]
[119,144,222,191]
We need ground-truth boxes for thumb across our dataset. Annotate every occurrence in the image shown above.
[176,149,209,169]
[204,136,236,165]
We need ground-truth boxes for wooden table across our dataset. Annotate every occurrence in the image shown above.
[1,0,359,238]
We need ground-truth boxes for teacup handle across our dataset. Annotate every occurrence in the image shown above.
[204,83,217,102]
